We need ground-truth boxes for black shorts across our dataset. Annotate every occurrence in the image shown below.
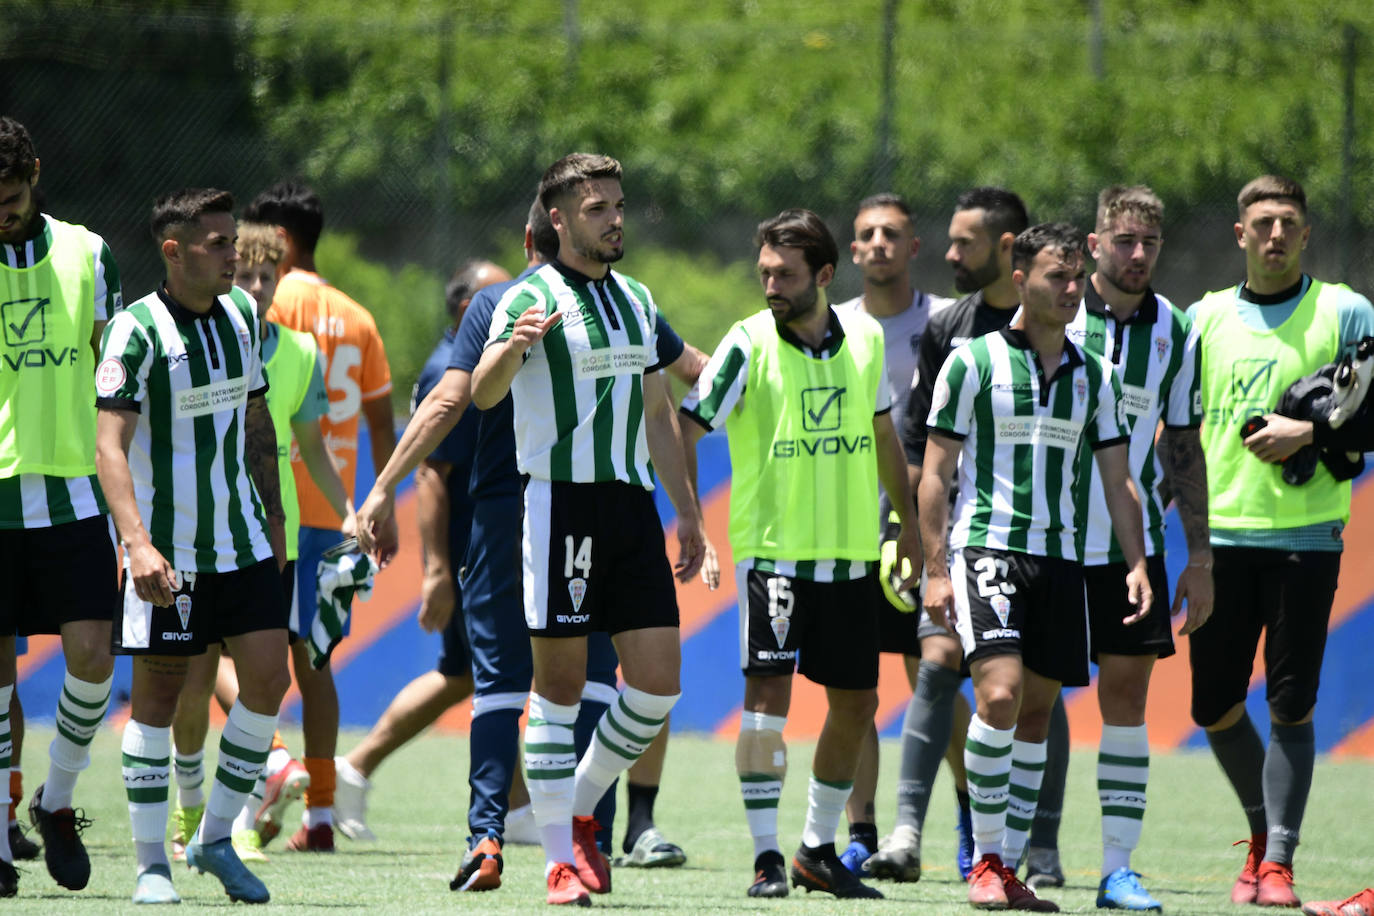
[951,546,1089,687]
[113,558,289,656]
[0,514,119,635]
[878,599,923,654]
[521,479,679,637]
[1085,554,1174,662]
[1188,546,1339,727]
[737,563,880,690]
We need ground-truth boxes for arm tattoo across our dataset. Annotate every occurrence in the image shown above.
[244,397,285,524]
[1161,428,1210,552]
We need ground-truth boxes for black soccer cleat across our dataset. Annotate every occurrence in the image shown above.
[791,843,885,899]
[8,823,40,860]
[29,784,92,891]
[748,849,789,898]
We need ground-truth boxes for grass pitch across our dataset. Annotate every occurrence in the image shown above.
[8,726,1371,913]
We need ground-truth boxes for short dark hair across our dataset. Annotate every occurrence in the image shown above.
[856,192,911,221]
[755,208,838,276]
[445,260,492,321]
[0,117,37,184]
[527,197,559,262]
[244,181,324,254]
[955,187,1030,241]
[538,153,622,214]
[1096,185,1164,232]
[1238,175,1307,218]
[1012,222,1087,273]
[150,188,235,243]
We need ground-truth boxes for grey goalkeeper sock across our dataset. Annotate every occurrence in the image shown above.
[1262,721,1314,865]
[893,660,962,831]
[1205,712,1268,838]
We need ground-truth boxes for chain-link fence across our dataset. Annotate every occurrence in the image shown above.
[3,1,1372,389]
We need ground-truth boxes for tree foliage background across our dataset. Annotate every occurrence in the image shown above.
[3,0,1372,396]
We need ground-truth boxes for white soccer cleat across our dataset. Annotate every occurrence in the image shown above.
[333,757,376,842]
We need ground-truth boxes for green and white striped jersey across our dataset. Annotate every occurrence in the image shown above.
[0,214,121,529]
[485,261,665,487]
[95,285,273,572]
[1067,285,1202,565]
[928,328,1129,561]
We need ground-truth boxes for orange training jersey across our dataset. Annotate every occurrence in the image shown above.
[267,269,391,530]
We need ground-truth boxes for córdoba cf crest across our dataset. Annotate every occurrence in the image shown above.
[568,577,587,613]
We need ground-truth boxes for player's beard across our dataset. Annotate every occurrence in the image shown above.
[571,226,624,265]
[1098,258,1151,296]
[769,282,820,326]
[0,196,37,246]
[952,254,999,294]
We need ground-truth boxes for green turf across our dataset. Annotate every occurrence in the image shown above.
[6,727,1370,912]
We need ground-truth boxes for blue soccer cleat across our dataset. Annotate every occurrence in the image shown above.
[839,839,872,876]
[186,836,270,904]
[956,805,975,880]
[1097,867,1163,911]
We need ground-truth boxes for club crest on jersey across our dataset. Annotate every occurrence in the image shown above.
[1155,336,1168,362]
[990,594,1011,628]
[568,577,587,613]
[770,615,790,649]
[1075,377,1087,405]
[175,594,192,630]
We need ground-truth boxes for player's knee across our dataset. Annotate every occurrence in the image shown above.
[978,686,1019,729]
[736,711,787,780]
[1267,686,1317,727]
[60,622,114,681]
[1193,696,1247,730]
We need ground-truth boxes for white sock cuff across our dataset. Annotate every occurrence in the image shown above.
[62,672,113,702]
[0,683,12,710]
[123,720,171,756]
[226,703,278,739]
[175,749,205,764]
[967,713,1013,748]
[581,680,619,707]
[741,711,786,733]
[620,685,679,721]
[1100,723,1149,752]
[1011,739,1048,765]
[529,693,579,725]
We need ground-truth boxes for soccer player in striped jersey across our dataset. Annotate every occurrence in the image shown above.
[471,153,705,907]
[166,221,356,866]
[1027,187,1213,912]
[680,208,921,901]
[94,188,291,905]
[244,182,396,850]
[919,223,1152,912]
[0,116,120,899]
[876,187,1030,884]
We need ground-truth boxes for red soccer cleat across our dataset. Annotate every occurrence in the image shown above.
[997,857,1060,911]
[1256,860,1300,908]
[546,862,591,907]
[1302,887,1374,916]
[253,759,309,846]
[1233,835,1267,905]
[967,853,1009,909]
[571,816,611,894]
[285,822,335,853]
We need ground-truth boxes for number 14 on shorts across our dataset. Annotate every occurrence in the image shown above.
[565,536,592,613]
